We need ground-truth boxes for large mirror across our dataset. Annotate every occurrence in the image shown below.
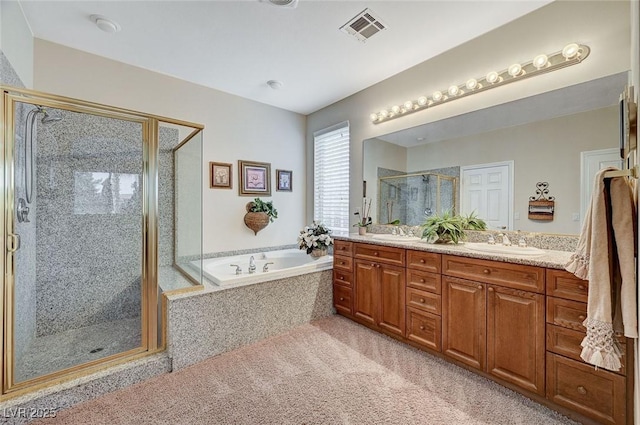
[363,72,628,235]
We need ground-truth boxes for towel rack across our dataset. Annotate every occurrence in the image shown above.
[604,165,639,179]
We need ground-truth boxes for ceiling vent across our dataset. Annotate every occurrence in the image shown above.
[340,8,387,43]
[260,0,298,8]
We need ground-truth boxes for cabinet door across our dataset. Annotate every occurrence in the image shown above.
[487,285,545,395]
[442,277,486,371]
[354,260,378,326]
[378,263,405,336]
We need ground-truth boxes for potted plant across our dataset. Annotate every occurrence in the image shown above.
[421,211,487,244]
[353,197,372,235]
[298,222,333,257]
[244,198,278,235]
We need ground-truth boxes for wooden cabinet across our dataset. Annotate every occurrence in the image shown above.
[354,258,405,336]
[442,258,545,396]
[333,240,354,316]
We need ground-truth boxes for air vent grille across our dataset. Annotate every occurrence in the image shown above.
[340,8,387,43]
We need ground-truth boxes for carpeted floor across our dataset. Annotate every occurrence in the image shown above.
[35,315,578,425]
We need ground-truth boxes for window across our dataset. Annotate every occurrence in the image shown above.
[314,122,350,235]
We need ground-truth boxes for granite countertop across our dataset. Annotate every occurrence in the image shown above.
[334,234,575,270]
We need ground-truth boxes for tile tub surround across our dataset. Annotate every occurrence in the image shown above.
[167,269,333,370]
[334,233,574,269]
[0,353,170,425]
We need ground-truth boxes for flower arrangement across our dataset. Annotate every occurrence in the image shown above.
[353,197,372,228]
[298,222,333,254]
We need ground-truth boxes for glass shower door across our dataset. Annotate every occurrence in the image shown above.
[8,100,147,387]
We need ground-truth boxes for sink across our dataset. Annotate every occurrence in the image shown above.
[371,234,422,242]
[464,242,546,256]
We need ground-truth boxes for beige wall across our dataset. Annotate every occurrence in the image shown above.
[33,39,307,255]
[306,1,631,228]
[405,106,618,234]
[0,0,33,87]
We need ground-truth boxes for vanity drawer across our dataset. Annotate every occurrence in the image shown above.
[333,284,352,315]
[333,270,353,287]
[406,307,441,352]
[333,255,353,272]
[406,287,441,315]
[334,240,353,256]
[546,269,588,303]
[546,353,626,425]
[442,255,545,293]
[354,243,405,267]
[546,297,586,331]
[407,250,441,273]
[406,270,441,294]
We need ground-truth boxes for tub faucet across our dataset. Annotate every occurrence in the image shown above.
[230,264,242,275]
[263,262,274,272]
[248,256,256,274]
[497,233,512,246]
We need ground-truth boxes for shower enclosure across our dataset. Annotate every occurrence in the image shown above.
[1,86,203,397]
[378,172,458,226]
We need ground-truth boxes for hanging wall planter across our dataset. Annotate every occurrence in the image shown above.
[243,198,278,235]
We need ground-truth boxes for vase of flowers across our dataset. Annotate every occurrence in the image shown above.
[298,222,333,257]
[353,197,372,235]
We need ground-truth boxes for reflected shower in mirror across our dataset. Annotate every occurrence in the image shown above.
[363,73,628,235]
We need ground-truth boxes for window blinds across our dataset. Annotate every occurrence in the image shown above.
[314,123,350,235]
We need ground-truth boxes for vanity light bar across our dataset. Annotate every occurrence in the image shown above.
[369,43,590,124]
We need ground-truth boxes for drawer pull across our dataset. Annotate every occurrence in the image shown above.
[340,261,345,265]
[478,285,483,290]
[420,259,426,263]
[419,326,425,330]
[483,269,491,274]
[339,276,344,280]
[578,315,586,321]
[576,386,587,395]
[488,287,494,292]
[371,263,375,267]
[374,252,379,256]
[339,297,345,301]
[419,278,425,283]
[419,298,425,303]
[340,246,346,250]
[578,285,585,290]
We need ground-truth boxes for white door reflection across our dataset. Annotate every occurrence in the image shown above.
[74,172,141,214]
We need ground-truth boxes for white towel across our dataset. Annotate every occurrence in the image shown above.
[565,167,637,371]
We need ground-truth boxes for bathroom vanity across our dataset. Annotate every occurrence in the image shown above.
[333,236,632,425]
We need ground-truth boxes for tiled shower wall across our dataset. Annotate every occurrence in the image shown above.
[1,50,37,367]
[34,109,178,337]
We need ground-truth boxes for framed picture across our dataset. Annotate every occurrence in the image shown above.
[239,160,271,196]
[276,169,292,192]
[210,162,232,189]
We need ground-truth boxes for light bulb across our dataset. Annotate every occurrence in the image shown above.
[533,54,548,69]
[508,63,522,77]
[380,109,389,118]
[448,85,460,96]
[391,105,400,114]
[404,101,414,110]
[369,113,378,122]
[432,91,443,102]
[466,79,478,90]
[562,43,580,59]
[486,71,499,84]
[417,96,428,106]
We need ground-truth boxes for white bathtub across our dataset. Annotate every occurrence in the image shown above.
[192,248,333,287]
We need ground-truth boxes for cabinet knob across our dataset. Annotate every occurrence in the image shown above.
[419,278,425,283]
[576,386,587,395]
[340,261,345,265]
[373,252,379,256]
[419,326,425,330]
[488,287,494,292]
[339,276,344,280]
[483,269,491,274]
[376,264,381,268]
[578,315,586,321]
[340,246,346,250]
[339,297,345,301]
[371,263,375,267]
[478,285,483,289]
[420,259,425,263]
[419,298,425,303]
[578,285,585,290]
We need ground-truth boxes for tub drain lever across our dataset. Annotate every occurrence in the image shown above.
[230,264,242,275]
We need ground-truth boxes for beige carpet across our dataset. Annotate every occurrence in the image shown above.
[35,316,577,425]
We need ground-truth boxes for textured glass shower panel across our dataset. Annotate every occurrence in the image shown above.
[174,130,203,284]
[13,105,144,384]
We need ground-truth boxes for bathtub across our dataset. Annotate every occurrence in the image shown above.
[192,248,333,287]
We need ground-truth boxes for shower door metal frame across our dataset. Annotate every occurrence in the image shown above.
[0,86,203,399]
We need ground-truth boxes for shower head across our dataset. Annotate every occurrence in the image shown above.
[40,110,62,124]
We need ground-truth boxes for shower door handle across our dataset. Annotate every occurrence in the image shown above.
[7,234,20,252]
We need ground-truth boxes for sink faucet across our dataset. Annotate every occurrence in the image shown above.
[497,233,512,246]
[398,227,406,236]
[263,262,274,272]
[248,256,256,274]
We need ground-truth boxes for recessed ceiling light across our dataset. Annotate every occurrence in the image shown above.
[90,15,121,33]
[267,80,283,90]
